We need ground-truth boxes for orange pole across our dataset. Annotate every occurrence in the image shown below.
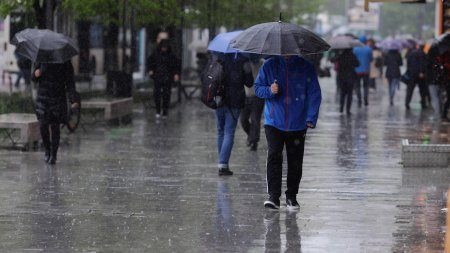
[439,0,443,35]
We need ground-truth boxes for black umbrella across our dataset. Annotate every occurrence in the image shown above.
[429,32,450,57]
[11,28,79,63]
[230,21,330,56]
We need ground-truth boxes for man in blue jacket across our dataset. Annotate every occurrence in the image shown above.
[255,55,321,210]
[353,36,373,107]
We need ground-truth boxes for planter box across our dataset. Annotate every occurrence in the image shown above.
[402,139,450,167]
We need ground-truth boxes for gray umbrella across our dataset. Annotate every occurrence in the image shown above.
[329,35,364,49]
[11,28,79,63]
[230,21,330,56]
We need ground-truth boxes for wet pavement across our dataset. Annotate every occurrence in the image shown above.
[0,77,449,252]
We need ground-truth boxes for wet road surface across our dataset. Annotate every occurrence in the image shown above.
[0,77,448,252]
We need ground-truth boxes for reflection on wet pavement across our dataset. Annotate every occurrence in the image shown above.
[0,78,448,252]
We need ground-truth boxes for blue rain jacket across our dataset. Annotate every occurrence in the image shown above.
[255,56,321,132]
[353,46,373,74]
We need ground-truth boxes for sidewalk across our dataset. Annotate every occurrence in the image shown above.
[0,76,447,252]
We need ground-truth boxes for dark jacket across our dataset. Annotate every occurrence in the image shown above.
[147,39,180,83]
[384,50,403,79]
[219,54,254,108]
[332,49,359,81]
[406,48,426,80]
[32,61,80,124]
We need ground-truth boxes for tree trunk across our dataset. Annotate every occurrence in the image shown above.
[33,0,46,29]
[77,21,91,74]
[104,5,120,95]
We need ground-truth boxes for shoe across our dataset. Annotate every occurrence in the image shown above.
[249,142,257,151]
[44,150,50,163]
[218,168,233,176]
[441,117,450,122]
[264,196,280,210]
[155,114,161,118]
[286,198,300,210]
[364,101,368,106]
[405,105,410,110]
[48,156,57,165]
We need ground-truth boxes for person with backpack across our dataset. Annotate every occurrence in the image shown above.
[255,55,321,210]
[202,53,253,176]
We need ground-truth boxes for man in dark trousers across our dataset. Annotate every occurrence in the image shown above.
[240,58,265,151]
[147,39,180,118]
[353,36,372,107]
[405,43,429,110]
[330,49,359,114]
[255,55,322,210]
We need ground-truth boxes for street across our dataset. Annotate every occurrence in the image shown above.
[0,77,448,253]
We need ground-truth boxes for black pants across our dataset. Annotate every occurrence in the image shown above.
[265,125,306,199]
[355,74,369,105]
[40,122,60,157]
[405,78,429,108]
[442,83,450,118]
[153,81,172,115]
[339,78,354,113]
[240,96,265,144]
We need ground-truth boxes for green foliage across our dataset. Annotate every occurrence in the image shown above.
[184,0,324,30]
[2,0,325,29]
[0,93,34,114]
[0,0,34,18]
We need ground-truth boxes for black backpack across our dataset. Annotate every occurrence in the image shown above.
[200,56,226,109]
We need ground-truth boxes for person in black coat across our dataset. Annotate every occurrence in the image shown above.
[32,61,80,164]
[405,44,429,109]
[331,49,359,114]
[384,49,403,105]
[147,39,180,118]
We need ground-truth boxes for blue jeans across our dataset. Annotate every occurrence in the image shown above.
[216,106,240,168]
[388,78,400,101]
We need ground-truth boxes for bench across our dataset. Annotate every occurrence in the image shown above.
[74,73,93,91]
[180,79,201,100]
[402,139,450,167]
[0,113,40,151]
[82,97,133,122]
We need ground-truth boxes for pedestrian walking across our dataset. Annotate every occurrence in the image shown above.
[427,51,443,119]
[14,49,32,88]
[32,61,80,164]
[367,39,383,90]
[332,49,359,114]
[384,49,403,106]
[255,55,321,210]
[405,43,429,110]
[435,50,450,121]
[215,53,254,176]
[240,57,265,151]
[353,36,373,107]
[147,39,180,119]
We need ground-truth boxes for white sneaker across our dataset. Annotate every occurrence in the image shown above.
[155,114,161,119]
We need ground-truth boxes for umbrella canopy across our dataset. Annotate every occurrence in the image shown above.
[376,39,408,50]
[429,32,450,56]
[208,31,242,53]
[11,28,79,63]
[230,21,330,56]
[328,35,364,49]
